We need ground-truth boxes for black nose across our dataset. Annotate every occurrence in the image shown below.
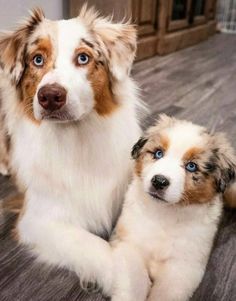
[38,84,67,111]
[151,175,170,190]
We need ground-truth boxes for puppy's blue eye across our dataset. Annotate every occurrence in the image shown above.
[33,55,44,67]
[186,162,198,172]
[77,53,89,65]
[154,149,164,159]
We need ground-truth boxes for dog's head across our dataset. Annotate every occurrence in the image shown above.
[132,115,236,205]
[0,6,136,123]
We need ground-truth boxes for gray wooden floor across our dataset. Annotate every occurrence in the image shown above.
[0,33,236,301]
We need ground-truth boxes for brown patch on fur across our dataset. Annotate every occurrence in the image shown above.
[183,147,204,162]
[181,174,216,205]
[0,8,44,84]
[78,5,137,81]
[19,37,55,122]
[74,45,119,116]
[134,134,170,177]
[135,158,143,177]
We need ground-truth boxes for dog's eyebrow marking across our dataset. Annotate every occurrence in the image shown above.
[81,38,94,49]
[30,38,40,46]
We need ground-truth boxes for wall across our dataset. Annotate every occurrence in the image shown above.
[0,0,64,29]
[69,0,132,21]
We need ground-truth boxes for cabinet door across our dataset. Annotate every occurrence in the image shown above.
[207,0,217,19]
[168,0,191,32]
[132,0,159,60]
[191,0,207,26]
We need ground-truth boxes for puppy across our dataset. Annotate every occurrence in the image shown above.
[0,6,142,293]
[111,115,236,301]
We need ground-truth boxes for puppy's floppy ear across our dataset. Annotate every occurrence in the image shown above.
[131,137,148,159]
[0,8,44,85]
[212,133,236,193]
[79,5,137,81]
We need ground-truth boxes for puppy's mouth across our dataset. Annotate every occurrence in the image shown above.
[148,191,167,202]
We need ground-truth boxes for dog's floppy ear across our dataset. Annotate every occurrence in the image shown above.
[79,5,137,82]
[0,8,44,85]
[131,137,148,159]
[212,133,236,193]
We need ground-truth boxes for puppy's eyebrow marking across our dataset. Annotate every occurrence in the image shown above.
[160,135,169,151]
[81,38,94,49]
[183,147,203,162]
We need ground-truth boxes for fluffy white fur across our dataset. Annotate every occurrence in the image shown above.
[0,8,142,294]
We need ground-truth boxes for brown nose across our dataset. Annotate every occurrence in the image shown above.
[38,84,67,111]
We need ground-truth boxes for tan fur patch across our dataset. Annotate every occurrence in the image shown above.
[181,174,216,205]
[135,134,170,177]
[0,8,44,84]
[182,147,204,162]
[19,37,55,122]
[74,45,119,116]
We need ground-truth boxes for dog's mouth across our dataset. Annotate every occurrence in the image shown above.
[41,111,75,122]
[148,191,167,202]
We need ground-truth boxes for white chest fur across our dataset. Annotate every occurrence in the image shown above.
[118,179,222,274]
[12,105,140,235]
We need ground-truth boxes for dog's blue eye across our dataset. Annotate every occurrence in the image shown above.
[186,162,198,172]
[154,149,164,159]
[77,53,89,65]
[33,55,44,67]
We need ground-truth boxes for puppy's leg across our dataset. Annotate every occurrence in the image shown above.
[111,242,150,301]
[18,219,114,296]
[147,259,204,301]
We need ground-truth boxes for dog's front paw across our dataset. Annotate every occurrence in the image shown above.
[80,279,100,294]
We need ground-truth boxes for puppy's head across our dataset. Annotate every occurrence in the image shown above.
[0,6,136,123]
[132,115,236,205]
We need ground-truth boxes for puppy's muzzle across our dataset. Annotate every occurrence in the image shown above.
[38,84,67,112]
[149,175,170,201]
[151,175,170,190]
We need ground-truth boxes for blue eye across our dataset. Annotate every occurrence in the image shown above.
[77,53,89,65]
[33,55,44,67]
[186,162,198,172]
[154,149,164,159]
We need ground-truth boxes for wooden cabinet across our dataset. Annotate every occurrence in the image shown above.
[136,0,217,59]
[68,0,217,60]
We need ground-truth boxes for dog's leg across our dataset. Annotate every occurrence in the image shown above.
[0,119,9,176]
[147,259,204,301]
[18,219,114,296]
[111,242,150,301]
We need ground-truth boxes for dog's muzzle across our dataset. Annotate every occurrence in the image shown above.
[37,83,69,121]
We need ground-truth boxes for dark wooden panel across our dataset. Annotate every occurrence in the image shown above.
[133,0,158,36]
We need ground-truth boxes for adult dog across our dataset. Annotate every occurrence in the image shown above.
[0,6,141,293]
